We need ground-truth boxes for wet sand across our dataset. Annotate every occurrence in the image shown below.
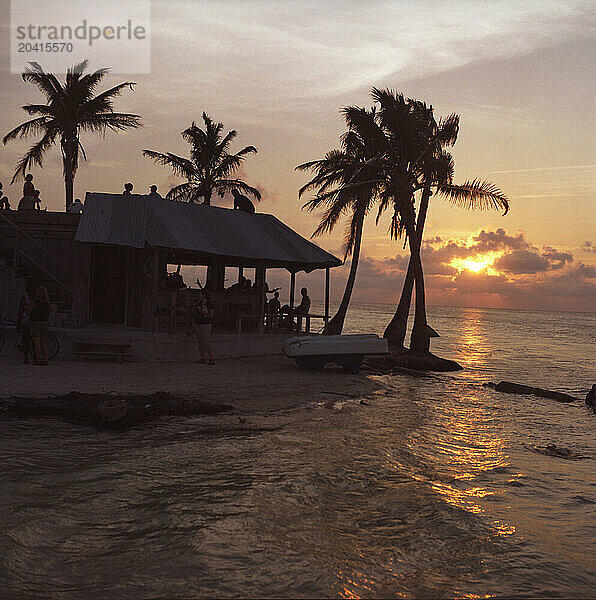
[0,355,382,412]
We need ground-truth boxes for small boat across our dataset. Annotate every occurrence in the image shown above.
[282,334,389,373]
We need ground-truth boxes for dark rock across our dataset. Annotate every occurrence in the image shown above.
[4,391,233,428]
[586,384,595,412]
[387,350,463,372]
[494,381,579,403]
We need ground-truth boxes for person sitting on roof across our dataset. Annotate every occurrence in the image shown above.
[18,174,37,210]
[148,185,162,199]
[33,189,42,210]
[23,174,35,197]
[68,198,84,214]
[232,188,255,213]
[123,182,134,195]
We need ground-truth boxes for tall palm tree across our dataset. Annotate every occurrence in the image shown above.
[143,112,260,205]
[341,89,507,354]
[297,108,379,335]
[3,61,141,211]
[373,92,508,351]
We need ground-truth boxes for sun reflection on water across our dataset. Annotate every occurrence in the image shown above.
[452,309,493,379]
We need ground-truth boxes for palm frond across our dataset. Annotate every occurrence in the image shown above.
[142,150,196,179]
[11,129,57,181]
[437,179,509,215]
[3,117,52,143]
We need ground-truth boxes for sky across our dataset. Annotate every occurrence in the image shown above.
[0,0,594,311]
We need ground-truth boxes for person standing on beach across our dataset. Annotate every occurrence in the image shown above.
[0,182,10,210]
[123,183,134,195]
[26,285,51,365]
[17,282,36,364]
[193,290,215,365]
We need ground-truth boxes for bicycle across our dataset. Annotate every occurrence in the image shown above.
[0,315,60,360]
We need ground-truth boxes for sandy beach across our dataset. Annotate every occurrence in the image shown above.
[0,355,382,412]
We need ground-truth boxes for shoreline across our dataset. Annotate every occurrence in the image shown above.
[0,355,383,415]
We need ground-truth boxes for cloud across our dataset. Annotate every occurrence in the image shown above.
[338,228,596,311]
[493,249,549,274]
[494,247,572,274]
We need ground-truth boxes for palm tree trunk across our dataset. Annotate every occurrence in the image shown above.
[409,244,429,354]
[384,186,431,349]
[323,211,364,335]
[62,136,76,212]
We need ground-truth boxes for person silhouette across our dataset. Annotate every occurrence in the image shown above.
[148,185,162,199]
[68,198,84,213]
[232,188,255,213]
[33,189,42,210]
[123,182,134,195]
[23,174,35,198]
[0,182,10,210]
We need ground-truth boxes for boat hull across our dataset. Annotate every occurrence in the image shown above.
[282,334,388,373]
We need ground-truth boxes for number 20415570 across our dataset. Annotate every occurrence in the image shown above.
[18,42,73,52]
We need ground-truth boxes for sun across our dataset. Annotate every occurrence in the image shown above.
[450,252,502,274]
[458,258,491,272]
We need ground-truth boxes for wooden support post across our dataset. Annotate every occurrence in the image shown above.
[123,248,130,326]
[324,267,330,325]
[289,271,296,311]
[152,248,159,303]
[257,264,265,334]
[238,266,244,282]
[13,231,20,271]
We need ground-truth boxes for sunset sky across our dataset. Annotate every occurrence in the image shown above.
[0,0,594,311]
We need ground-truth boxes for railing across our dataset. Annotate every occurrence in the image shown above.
[296,313,329,334]
[0,210,73,297]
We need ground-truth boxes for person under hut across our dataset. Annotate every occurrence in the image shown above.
[193,290,215,365]
[267,291,281,330]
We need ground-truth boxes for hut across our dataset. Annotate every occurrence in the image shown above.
[72,193,341,332]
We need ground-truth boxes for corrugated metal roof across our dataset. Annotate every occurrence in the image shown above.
[75,192,341,272]
[75,193,147,248]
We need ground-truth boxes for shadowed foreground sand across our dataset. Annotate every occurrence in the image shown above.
[0,355,382,412]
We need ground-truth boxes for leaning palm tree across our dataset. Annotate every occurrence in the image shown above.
[372,90,508,351]
[143,112,260,205]
[341,90,508,354]
[3,61,141,211]
[297,109,380,335]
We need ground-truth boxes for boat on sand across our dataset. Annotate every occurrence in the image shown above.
[282,334,389,373]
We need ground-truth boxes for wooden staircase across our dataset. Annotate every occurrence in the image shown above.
[0,210,74,327]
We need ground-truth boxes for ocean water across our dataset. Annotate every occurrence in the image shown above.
[1,304,594,599]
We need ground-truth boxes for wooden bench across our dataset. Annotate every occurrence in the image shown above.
[73,341,132,363]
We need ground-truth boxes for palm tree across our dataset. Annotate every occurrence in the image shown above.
[339,89,507,354]
[297,108,380,335]
[3,61,141,211]
[373,91,508,351]
[143,112,260,205]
